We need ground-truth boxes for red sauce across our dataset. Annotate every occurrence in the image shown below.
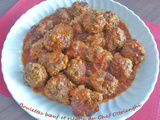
[119,21,132,40]
[33,86,45,96]
[22,33,37,68]
[22,8,138,102]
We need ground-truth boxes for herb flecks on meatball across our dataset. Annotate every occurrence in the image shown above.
[70,85,103,116]
[71,1,90,17]
[38,52,68,76]
[44,73,76,105]
[24,20,54,50]
[50,8,71,25]
[121,39,146,64]
[103,11,120,29]
[23,62,48,88]
[105,27,126,52]
[88,70,118,98]
[65,41,88,60]
[44,23,74,52]
[70,16,85,35]
[86,45,113,71]
[85,33,106,47]
[110,53,133,81]
[64,57,86,85]
[81,10,106,34]
[30,38,48,60]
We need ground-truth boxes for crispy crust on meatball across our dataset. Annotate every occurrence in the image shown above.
[50,8,72,25]
[105,27,126,52]
[70,16,85,35]
[23,62,48,88]
[103,11,120,29]
[44,73,76,105]
[65,41,88,60]
[110,53,133,81]
[38,52,68,76]
[86,45,113,71]
[70,85,103,116]
[85,33,106,47]
[81,10,106,34]
[121,39,146,64]
[24,20,54,50]
[30,38,48,60]
[87,70,118,98]
[44,23,74,52]
[64,57,86,85]
[71,1,90,17]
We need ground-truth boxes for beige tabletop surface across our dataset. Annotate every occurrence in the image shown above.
[0,0,160,120]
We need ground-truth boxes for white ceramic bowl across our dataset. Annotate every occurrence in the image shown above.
[1,0,159,120]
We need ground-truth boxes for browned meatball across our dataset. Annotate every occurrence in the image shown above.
[121,39,146,64]
[71,1,90,17]
[44,23,74,51]
[73,32,89,43]
[30,38,48,60]
[85,33,106,47]
[86,45,113,71]
[38,52,68,76]
[105,27,126,52]
[65,41,88,60]
[85,61,97,76]
[81,10,106,34]
[24,20,54,50]
[103,11,120,29]
[23,62,48,88]
[87,70,118,98]
[44,73,76,105]
[70,85,103,116]
[50,8,71,25]
[64,57,86,85]
[70,16,85,35]
[110,53,133,81]
[30,20,54,39]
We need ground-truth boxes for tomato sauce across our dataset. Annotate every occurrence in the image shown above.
[22,8,138,102]
[119,21,132,40]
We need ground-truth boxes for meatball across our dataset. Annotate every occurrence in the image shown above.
[30,38,48,60]
[64,57,86,85]
[29,20,54,39]
[71,1,90,17]
[87,70,118,98]
[110,53,133,81]
[24,20,54,50]
[103,11,120,29]
[23,62,48,88]
[73,33,89,43]
[85,33,106,47]
[65,41,88,60]
[85,61,97,76]
[121,39,146,64]
[70,16,85,35]
[81,10,106,34]
[50,8,71,25]
[38,52,68,76]
[105,27,126,52]
[70,85,103,116]
[44,73,76,105]
[86,45,113,71]
[44,23,74,51]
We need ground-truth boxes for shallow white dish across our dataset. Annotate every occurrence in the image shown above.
[1,0,159,120]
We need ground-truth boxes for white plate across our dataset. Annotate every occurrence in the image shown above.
[1,0,159,120]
